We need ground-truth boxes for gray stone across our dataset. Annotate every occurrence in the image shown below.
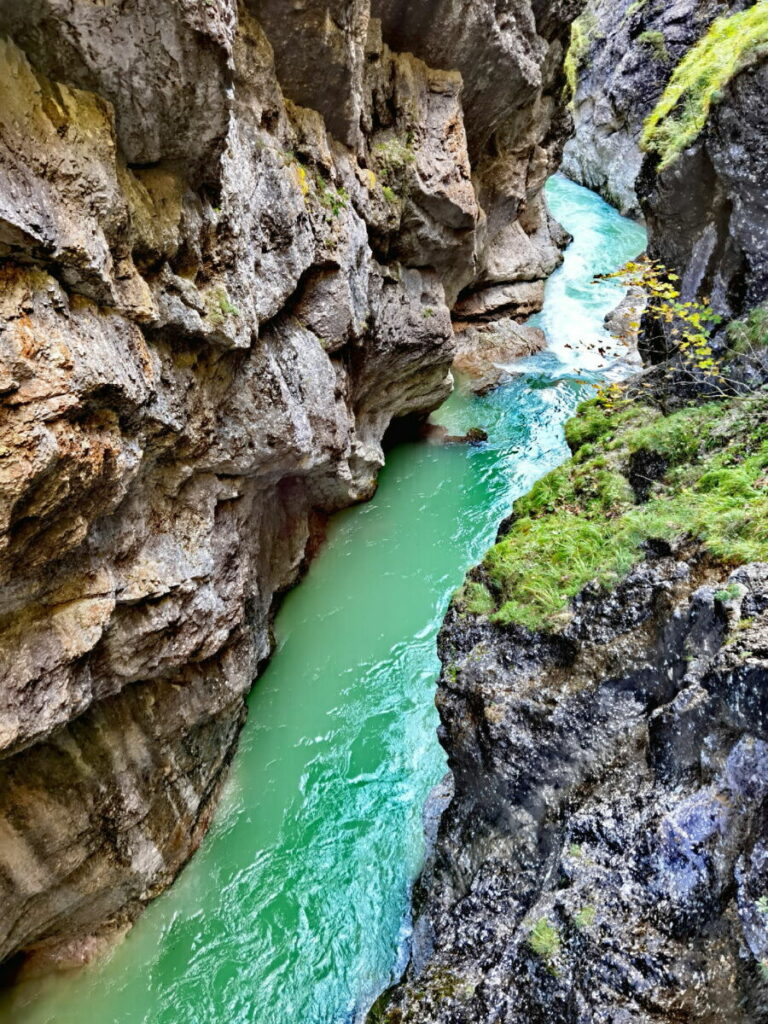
[562,0,741,219]
[453,320,547,394]
[378,553,768,1022]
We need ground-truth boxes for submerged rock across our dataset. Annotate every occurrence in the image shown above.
[424,425,489,446]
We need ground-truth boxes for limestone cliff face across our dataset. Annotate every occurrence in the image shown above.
[562,0,768,339]
[562,0,745,218]
[638,57,768,338]
[372,0,580,321]
[0,0,581,971]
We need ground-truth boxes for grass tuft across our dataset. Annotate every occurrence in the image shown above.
[564,12,600,99]
[637,29,670,63]
[455,581,496,617]
[528,918,561,963]
[728,303,768,355]
[574,906,597,929]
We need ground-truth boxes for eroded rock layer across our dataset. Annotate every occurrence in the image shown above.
[0,0,581,969]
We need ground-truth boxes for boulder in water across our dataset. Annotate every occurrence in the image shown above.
[453,320,547,394]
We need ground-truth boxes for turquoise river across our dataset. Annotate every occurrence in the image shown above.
[1,176,646,1024]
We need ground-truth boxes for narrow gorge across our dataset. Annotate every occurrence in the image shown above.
[0,2,767,1023]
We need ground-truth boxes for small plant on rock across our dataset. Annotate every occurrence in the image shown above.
[373,137,415,178]
[728,303,768,355]
[205,287,240,327]
[312,170,349,217]
[602,256,723,382]
[528,917,561,966]
[715,582,743,603]
[574,906,597,929]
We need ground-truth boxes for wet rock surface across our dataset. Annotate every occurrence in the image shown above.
[639,57,768,327]
[453,321,547,395]
[562,0,744,219]
[0,0,583,971]
[376,553,768,1022]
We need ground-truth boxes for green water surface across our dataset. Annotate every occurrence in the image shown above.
[1,176,646,1024]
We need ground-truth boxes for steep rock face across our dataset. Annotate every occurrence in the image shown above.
[562,0,744,218]
[377,552,768,1022]
[639,58,768,334]
[372,0,579,321]
[375,334,768,1021]
[0,0,581,971]
[562,0,768,344]
[246,0,370,149]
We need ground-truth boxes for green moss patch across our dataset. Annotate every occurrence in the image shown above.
[205,286,240,326]
[564,11,601,99]
[637,29,670,63]
[728,302,768,355]
[372,137,416,184]
[642,4,768,169]
[528,917,561,963]
[472,388,768,632]
[454,581,496,617]
[625,0,652,17]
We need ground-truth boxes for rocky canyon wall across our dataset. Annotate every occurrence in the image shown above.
[374,6,768,1019]
[0,0,581,972]
[377,542,768,1023]
[563,0,768,339]
[638,45,768,338]
[561,0,747,218]
[374,349,768,1023]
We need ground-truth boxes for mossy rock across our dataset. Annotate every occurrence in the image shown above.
[642,5,768,168]
[477,385,768,632]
